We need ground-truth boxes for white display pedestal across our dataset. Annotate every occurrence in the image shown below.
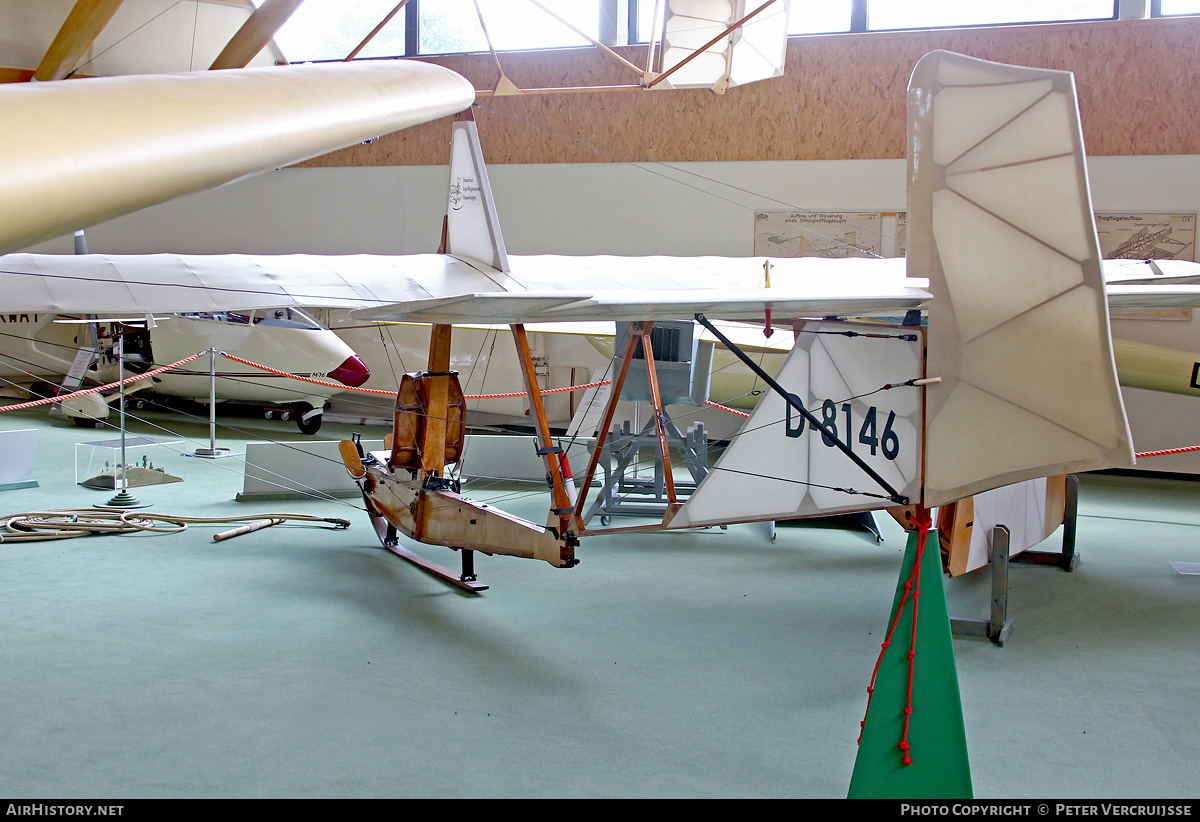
[0,429,38,491]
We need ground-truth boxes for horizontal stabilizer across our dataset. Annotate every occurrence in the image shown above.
[351,285,931,325]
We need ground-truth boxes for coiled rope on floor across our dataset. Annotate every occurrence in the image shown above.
[0,509,351,543]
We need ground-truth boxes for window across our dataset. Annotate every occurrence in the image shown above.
[865,1,1118,31]
[1153,0,1200,15]
[262,0,1137,63]
[262,0,408,61]
[421,0,600,55]
[790,1,853,34]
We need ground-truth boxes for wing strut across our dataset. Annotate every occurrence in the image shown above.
[694,313,908,505]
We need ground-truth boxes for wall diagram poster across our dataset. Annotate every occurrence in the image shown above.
[754,211,884,258]
[1098,212,1196,321]
[1095,212,1196,261]
[893,211,906,258]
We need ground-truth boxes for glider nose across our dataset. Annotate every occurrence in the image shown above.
[330,355,371,388]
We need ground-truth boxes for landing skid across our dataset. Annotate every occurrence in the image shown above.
[365,503,488,594]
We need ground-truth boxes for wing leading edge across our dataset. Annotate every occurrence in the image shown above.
[0,60,474,254]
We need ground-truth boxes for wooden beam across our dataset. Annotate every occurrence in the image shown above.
[571,322,647,529]
[639,329,677,504]
[0,67,36,84]
[511,324,575,533]
[344,0,410,61]
[34,0,126,82]
[418,324,455,476]
[210,0,307,70]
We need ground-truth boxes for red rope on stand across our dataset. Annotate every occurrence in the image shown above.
[858,507,932,766]
[704,400,750,418]
[0,351,207,413]
[1135,444,1200,459]
[219,352,615,401]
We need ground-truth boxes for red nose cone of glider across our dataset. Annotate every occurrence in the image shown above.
[330,355,371,387]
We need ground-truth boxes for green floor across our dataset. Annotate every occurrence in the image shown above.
[0,404,1196,798]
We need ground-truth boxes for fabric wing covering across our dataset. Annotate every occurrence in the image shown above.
[911,50,1134,507]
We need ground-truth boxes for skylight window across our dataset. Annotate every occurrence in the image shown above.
[420,0,600,55]
[866,1,1117,30]
[264,0,408,61]
[1155,0,1200,14]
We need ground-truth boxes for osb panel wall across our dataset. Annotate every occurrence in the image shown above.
[302,16,1200,168]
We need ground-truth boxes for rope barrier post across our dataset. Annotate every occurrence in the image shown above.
[187,348,237,459]
[99,330,151,509]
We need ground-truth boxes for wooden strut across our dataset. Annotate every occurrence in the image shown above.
[570,321,683,530]
[343,0,410,62]
[511,324,576,541]
[571,322,645,530]
[420,324,454,477]
[640,329,677,506]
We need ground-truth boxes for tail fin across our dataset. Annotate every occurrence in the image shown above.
[443,109,509,272]
[911,50,1134,507]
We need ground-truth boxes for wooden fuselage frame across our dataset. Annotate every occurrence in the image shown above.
[343,318,928,570]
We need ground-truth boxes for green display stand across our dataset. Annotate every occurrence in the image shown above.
[848,525,973,799]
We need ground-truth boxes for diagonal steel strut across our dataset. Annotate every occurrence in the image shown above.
[694,313,908,505]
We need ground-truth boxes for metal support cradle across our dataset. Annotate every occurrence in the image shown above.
[950,475,1079,646]
[582,417,708,525]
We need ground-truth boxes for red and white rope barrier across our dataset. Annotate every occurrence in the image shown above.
[0,351,206,413]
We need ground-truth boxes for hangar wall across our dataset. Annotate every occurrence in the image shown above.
[303,15,1200,167]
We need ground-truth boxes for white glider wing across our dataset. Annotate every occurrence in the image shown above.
[0,60,474,254]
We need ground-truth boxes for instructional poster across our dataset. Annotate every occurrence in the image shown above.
[1099,212,1196,321]
[754,211,884,258]
[893,211,907,258]
[1095,212,1196,261]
